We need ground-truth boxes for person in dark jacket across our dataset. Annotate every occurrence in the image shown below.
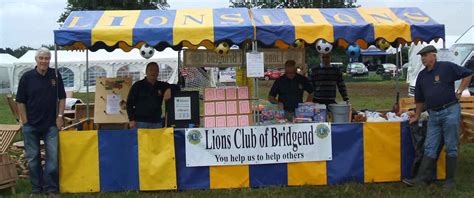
[310,53,349,108]
[127,62,171,129]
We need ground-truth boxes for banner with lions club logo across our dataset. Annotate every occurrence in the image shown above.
[185,123,332,167]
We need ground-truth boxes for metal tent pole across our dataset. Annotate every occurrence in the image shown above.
[54,45,59,118]
[86,49,90,120]
[252,40,260,124]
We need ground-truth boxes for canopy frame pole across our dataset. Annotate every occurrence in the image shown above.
[86,49,90,121]
[395,46,400,107]
[54,45,59,122]
[252,40,260,124]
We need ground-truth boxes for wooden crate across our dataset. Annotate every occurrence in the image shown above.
[0,153,18,194]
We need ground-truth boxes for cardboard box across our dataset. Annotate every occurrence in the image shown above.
[204,87,216,101]
[215,116,227,127]
[238,86,249,99]
[238,115,250,126]
[215,87,226,100]
[225,87,237,100]
[238,100,251,114]
[204,102,215,116]
[226,101,238,115]
[204,117,215,128]
[215,101,226,115]
[226,116,238,127]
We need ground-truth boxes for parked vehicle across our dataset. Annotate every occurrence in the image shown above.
[346,62,369,76]
[376,63,397,76]
[263,68,285,80]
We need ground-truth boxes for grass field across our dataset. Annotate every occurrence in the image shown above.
[2,77,474,197]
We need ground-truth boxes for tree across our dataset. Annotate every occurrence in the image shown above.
[230,0,357,9]
[0,46,34,58]
[58,0,170,23]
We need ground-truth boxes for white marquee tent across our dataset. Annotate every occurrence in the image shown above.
[0,54,18,93]
[11,48,180,93]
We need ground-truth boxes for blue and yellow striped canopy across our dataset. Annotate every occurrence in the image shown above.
[54,7,444,51]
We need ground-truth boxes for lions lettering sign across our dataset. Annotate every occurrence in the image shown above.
[185,123,332,167]
[54,7,444,51]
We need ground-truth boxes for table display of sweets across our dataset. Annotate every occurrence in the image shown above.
[295,103,327,123]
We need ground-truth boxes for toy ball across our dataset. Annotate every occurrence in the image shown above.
[376,38,391,51]
[214,42,230,55]
[346,44,361,59]
[140,44,155,59]
[293,39,304,48]
[315,39,333,54]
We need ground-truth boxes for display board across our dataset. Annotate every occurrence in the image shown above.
[165,91,200,128]
[94,77,132,124]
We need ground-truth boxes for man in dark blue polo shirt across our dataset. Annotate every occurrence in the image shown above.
[403,45,472,189]
[127,62,171,128]
[16,47,66,195]
[268,60,314,121]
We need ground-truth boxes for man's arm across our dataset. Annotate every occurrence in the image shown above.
[17,102,27,125]
[127,84,138,128]
[163,88,172,101]
[56,99,65,129]
[305,94,314,102]
[336,69,349,101]
[456,74,473,99]
[303,76,314,102]
[410,102,424,124]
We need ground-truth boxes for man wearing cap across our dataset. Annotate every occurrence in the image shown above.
[402,45,472,189]
[268,60,314,120]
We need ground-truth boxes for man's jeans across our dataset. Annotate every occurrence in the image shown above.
[425,103,461,159]
[136,121,163,129]
[22,124,59,193]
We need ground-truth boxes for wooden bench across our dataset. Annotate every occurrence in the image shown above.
[399,97,415,113]
[5,95,19,123]
[0,125,21,194]
[399,96,474,113]
[461,112,474,144]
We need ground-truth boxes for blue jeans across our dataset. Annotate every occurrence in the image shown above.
[425,103,461,158]
[136,121,163,129]
[22,124,59,193]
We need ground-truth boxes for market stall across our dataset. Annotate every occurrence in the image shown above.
[54,7,446,193]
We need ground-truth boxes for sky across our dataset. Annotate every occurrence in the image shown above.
[0,0,472,49]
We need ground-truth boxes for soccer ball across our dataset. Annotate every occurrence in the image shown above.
[346,44,361,59]
[293,39,304,48]
[376,38,391,51]
[140,44,155,59]
[315,39,333,54]
[214,42,230,55]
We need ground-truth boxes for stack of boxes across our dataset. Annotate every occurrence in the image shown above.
[203,86,252,127]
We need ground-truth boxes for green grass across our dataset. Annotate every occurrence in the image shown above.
[2,79,474,197]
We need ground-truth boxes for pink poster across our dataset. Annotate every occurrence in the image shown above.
[215,88,226,100]
[238,100,251,114]
[225,87,237,100]
[215,116,227,127]
[204,102,215,116]
[215,102,226,115]
[226,101,238,115]
[226,116,238,127]
[204,117,215,128]
[238,87,249,99]
[204,88,216,101]
[238,115,250,126]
